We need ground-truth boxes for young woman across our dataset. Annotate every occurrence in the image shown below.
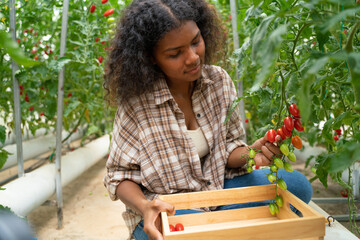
[103,1,312,239]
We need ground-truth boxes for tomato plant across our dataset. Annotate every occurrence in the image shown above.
[224,0,360,234]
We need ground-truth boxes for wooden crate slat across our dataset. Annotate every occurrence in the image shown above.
[164,217,324,240]
[167,206,273,226]
[159,184,276,210]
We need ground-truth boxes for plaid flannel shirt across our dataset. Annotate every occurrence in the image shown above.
[103,65,247,239]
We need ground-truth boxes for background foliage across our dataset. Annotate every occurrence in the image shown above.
[215,0,360,233]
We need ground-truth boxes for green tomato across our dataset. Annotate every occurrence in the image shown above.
[249,149,256,159]
[274,202,279,214]
[275,195,283,207]
[288,152,296,162]
[107,17,115,23]
[248,159,255,167]
[269,203,276,215]
[284,162,293,173]
[247,166,253,173]
[280,144,289,156]
[270,164,278,173]
[278,179,287,191]
[274,158,284,169]
[268,174,276,183]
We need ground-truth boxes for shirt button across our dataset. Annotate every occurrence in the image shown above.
[207,181,211,186]
[196,113,201,118]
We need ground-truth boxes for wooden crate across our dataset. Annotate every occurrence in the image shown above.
[159,184,326,240]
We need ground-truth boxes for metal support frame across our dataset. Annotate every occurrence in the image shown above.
[9,0,24,178]
[229,0,246,142]
[55,0,70,229]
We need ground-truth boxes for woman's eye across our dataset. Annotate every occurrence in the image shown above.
[169,52,180,58]
[193,39,201,46]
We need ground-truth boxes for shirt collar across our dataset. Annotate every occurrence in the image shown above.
[153,65,214,106]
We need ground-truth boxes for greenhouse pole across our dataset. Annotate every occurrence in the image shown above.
[230,0,246,142]
[55,0,69,229]
[9,0,24,177]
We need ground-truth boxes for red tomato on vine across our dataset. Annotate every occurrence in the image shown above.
[292,136,302,149]
[294,119,304,131]
[90,5,96,13]
[266,129,276,143]
[284,117,294,131]
[289,104,300,117]
[282,124,292,137]
[333,135,339,141]
[104,9,114,17]
[277,128,286,140]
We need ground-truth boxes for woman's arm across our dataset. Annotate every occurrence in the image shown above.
[116,180,175,240]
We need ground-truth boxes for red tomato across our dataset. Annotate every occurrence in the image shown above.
[40,112,44,116]
[282,124,292,137]
[169,224,175,232]
[292,136,303,149]
[333,135,339,141]
[276,128,286,140]
[90,4,96,13]
[67,92,72,97]
[340,189,348,198]
[104,9,114,17]
[284,117,294,131]
[294,119,304,131]
[98,56,104,63]
[175,223,184,231]
[102,0,108,3]
[289,104,300,117]
[245,119,249,123]
[266,129,276,143]
[29,106,34,112]
[334,129,341,135]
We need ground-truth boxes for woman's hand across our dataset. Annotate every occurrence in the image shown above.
[143,199,175,240]
[250,133,282,166]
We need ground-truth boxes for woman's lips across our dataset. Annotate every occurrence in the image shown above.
[186,64,200,74]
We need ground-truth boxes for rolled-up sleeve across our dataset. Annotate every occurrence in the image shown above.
[104,106,141,201]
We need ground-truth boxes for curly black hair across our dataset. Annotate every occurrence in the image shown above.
[104,0,227,105]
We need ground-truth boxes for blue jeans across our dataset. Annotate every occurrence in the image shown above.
[133,169,313,240]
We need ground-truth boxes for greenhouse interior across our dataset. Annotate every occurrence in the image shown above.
[0,0,360,239]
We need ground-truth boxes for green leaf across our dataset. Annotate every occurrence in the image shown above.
[329,142,360,172]
[48,57,72,72]
[0,149,10,169]
[320,7,360,33]
[64,101,81,117]
[0,126,5,145]
[252,24,287,91]
[0,29,39,67]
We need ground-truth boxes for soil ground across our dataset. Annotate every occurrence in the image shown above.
[2,150,360,239]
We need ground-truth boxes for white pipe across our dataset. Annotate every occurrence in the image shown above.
[0,127,54,147]
[2,129,83,170]
[0,135,110,217]
[293,141,326,163]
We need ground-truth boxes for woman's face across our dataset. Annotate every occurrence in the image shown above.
[152,20,205,85]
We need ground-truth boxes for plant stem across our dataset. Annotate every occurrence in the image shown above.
[291,23,311,74]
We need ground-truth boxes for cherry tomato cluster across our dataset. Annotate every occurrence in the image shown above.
[333,128,341,141]
[169,223,184,232]
[265,104,306,215]
[245,148,257,173]
[266,104,304,150]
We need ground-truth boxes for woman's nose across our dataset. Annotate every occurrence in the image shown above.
[185,47,199,65]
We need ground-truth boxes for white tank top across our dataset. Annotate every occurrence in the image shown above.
[187,128,210,158]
